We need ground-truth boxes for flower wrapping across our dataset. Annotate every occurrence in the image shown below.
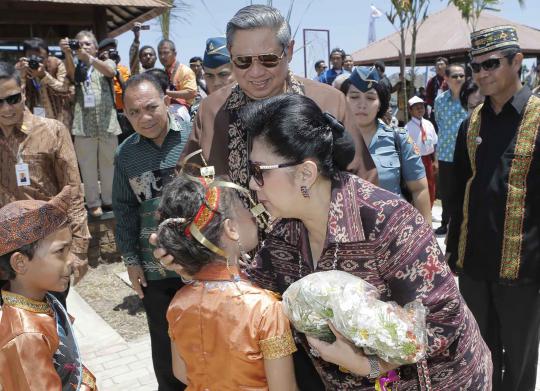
[282,270,427,365]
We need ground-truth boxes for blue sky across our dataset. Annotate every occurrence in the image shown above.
[116,0,537,78]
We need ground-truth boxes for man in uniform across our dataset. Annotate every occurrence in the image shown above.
[447,26,540,391]
[202,37,235,95]
[179,5,376,189]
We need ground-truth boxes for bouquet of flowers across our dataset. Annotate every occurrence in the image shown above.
[282,270,427,365]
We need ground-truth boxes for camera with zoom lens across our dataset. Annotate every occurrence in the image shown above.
[28,55,44,70]
[68,39,81,51]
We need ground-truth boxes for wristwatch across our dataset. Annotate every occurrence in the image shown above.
[367,355,381,379]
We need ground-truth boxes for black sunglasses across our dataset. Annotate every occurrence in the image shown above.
[0,92,22,106]
[249,160,302,187]
[232,50,285,70]
[469,57,507,73]
[450,73,465,79]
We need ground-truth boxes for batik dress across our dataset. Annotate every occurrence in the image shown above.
[250,171,492,391]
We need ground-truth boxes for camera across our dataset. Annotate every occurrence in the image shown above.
[28,55,44,70]
[68,39,81,51]
[108,49,120,62]
[140,25,150,30]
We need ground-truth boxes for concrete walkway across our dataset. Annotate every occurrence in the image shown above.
[67,289,157,390]
[67,205,540,390]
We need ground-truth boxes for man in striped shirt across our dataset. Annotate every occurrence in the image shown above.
[112,73,188,391]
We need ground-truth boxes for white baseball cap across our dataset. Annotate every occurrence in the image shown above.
[408,96,425,106]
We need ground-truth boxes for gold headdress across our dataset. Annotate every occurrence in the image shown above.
[177,149,271,258]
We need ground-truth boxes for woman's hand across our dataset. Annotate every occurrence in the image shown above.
[306,323,371,377]
[149,233,175,266]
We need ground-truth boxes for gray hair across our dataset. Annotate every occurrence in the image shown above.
[75,30,98,49]
[157,39,176,52]
[226,5,291,49]
[0,61,21,87]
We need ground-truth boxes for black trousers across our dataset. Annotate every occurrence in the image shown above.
[141,277,185,391]
[459,273,540,391]
[437,161,455,227]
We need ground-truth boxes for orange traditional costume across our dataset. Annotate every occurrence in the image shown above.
[167,263,297,391]
[0,187,97,391]
[162,172,296,390]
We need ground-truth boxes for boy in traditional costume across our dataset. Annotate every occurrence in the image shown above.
[0,186,97,391]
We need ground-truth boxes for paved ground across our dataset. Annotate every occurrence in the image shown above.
[67,205,540,390]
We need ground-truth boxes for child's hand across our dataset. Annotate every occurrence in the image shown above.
[149,233,175,266]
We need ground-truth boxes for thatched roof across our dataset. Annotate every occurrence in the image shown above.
[352,5,540,66]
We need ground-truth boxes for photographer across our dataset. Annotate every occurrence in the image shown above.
[97,38,134,143]
[60,31,121,218]
[15,37,75,130]
[129,22,156,75]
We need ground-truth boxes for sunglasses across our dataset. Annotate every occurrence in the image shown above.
[469,57,507,73]
[0,93,22,106]
[232,50,286,70]
[249,160,302,187]
[450,73,465,79]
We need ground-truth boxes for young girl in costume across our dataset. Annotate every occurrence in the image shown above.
[156,173,298,391]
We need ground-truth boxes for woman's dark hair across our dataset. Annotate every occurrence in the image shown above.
[340,78,390,120]
[459,78,479,110]
[156,175,237,276]
[23,37,49,55]
[241,93,355,178]
[0,242,40,280]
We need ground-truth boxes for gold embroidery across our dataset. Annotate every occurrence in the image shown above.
[259,330,297,360]
[500,96,540,279]
[82,367,97,389]
[456,104,483,270]
[1,290,51,314]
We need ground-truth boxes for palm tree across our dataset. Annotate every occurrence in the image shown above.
[159,0,190,39]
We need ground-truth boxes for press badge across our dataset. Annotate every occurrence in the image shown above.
[15,163,31,186]
[84,93,96,108]
[33,106,46,117]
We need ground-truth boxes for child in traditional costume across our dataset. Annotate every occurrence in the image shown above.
[155,173,298,391]
[0,187,97,391]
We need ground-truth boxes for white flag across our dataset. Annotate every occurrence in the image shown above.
[368,5,383,44]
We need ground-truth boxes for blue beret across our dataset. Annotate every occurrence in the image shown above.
[349,66,380,92]
[203,37,230,69]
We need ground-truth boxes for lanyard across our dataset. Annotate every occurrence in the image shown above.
[84,65,94,90]
[31,78,41,92]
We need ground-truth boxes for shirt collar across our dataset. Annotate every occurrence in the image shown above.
[18,108,34,135]
[325,172,366,245]
[192,263,244,281]
[133,113,179,144]
[484,86,531,116]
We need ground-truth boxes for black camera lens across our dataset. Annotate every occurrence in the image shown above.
[28,55,43,70]
[69,39,81,51]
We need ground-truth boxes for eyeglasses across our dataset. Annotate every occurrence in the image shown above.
[249,160,302,187]
[450,73,465,79]
[0,93,22,106]
[232,50,286,70]
[469,57,507,73]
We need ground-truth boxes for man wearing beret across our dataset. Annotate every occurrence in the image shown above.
[179,5,377,190]
[0,62,90,303]
[447,25,540,391]
[202,36,235,95]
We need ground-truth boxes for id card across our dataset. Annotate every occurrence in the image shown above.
[33,106,46,117]
[15,163,31,186]
[84,93,96,108]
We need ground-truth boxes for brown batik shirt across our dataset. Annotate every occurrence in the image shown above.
[0,109,90,255]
